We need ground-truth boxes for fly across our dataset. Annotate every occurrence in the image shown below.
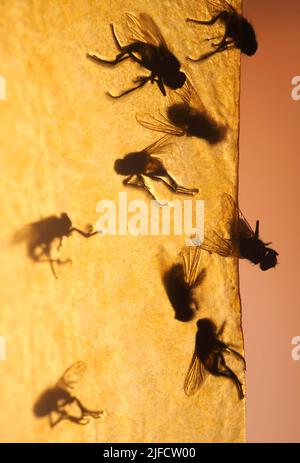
[137,80,226,143]
[12,213,98,278]
[163,247,205,322]
[114,136,199,203]
[187,0,258,61]
[184,318,245,399]
[87,13,186,98]
[33,361,103,427]
[200,193,279,271]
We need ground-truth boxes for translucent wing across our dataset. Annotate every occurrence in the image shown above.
[184,352,207,396]
[126,13,168,48]
[145,135,173,156]
[137,80,206,137]
[11,224,35,244]
[58,361,87,389]
[222,193,254,239]
[200,229,234,256]
[136,112,184,137]
[175,79,205,111]
[181,246,203,288]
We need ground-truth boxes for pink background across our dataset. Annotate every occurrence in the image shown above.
[241,0,300,443]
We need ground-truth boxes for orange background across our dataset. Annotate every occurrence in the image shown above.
[241,0,300,443]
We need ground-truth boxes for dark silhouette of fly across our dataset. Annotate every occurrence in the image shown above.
[12,213,98,278]
[163,247,205,322]
[184,318,245,399]
[200,193,279,271]
[33,361,103,427]
[114,136,199,202]
[87,13,186,98]
[137,80,226,143]
[186,0,258,61]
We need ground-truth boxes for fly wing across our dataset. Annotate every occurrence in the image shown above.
[181,246,203,288]
[145,135,173,157]
[136,112,184,137]
[11,224,35,244]
[176,79,206,112]
[238,209,255,239]
[221,193,239,237]
[126,13,169,48]
[58,361,87,390]
[222,193,254,239]
[201,229,234,257]
[184,351,207,396]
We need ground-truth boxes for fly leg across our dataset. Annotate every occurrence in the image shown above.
[216,354,244,400]
[108,75,152,98]
[56,237,63,253]
[217,321,226,337]
[155,77,166,96]
[73,398,104,421]
[156,172,199,195]
[123,174,167,205]
[70,227,98,238]
[186,12,228,26]
[204,35,224,42]
[87,49,130,65]
[87,23,130,65]
[226,347,246,367]
[49,411,66,428]
[110,23,123,50]
[197,39,235,60]
[30,244,71,278]
[50,399,72,427]
[187,31,234,61]
[29,243,58,278]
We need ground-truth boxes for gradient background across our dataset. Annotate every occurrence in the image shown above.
[241,0,300,443]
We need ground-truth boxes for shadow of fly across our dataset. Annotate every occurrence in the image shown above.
[184,318,245,399]
[163,247,206,322]
[137,80,226,143]
[34,361,103,427]
[87,13,186,98]
[12,213,98,278]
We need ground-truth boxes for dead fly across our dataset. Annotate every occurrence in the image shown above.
[201,193,279,271]
[12,213,98,278]
[184,318,245,399]
[34,361,103,427]
[87,13,186,98]
[114,136,199,202]
[163,247,205,322]
[186,0,258,61]
[137,80,226,143]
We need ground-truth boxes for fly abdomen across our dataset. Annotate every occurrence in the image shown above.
[187,113,226,143]
[163,264,195,322]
